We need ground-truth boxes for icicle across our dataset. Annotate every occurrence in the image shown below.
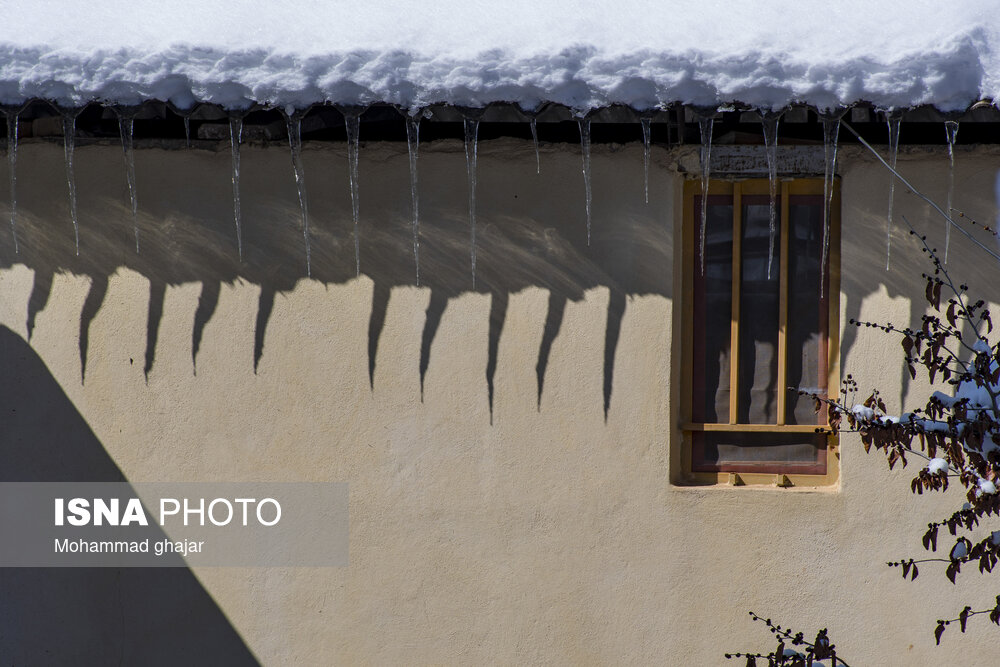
[530,118,540,174]
[641,117,651,204]
[464,116,480,288]
[5,110,19,254]
[885,113,902,270]
[286,114,311,277]
[820,115,841,298]
[698,115,714,274]
[944,120,959,263]
[578,117,592,245]
[344,111,361,276]
[118,113,139,253]
[168,102,193,148]
[405,114,421,286]
[62,111,80,255]
[229,115,244,261]
[761,111,781,279]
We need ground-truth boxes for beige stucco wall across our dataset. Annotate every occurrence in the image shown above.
[2,135,999,665]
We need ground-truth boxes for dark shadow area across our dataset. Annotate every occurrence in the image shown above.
[837,195,1000,410]
[0,131,672,421]
[486,289,508,423]
[838,227,975,407]
[25,266,52,340]
[78,273,108,383]
[253,287,275,374]
[536,291,567,409]
[145,279,166,380]
[419,290,449,400]
[192,279,221,374]
[604,288,627,420]
[0,326,260,665]
[367,282,391,390]
[8,104,988,420]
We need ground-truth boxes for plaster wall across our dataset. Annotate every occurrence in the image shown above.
[1,136,998,665]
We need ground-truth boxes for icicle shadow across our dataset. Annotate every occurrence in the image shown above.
[367,282,391,391]
[603,288,626,421]
[192,280,221,374]
[26,269,54,341]
[419,290,449,401]
[78,274,109,384]
[486,290,508,424]
[253,287,276,374]
[536,291,567,409]
[144,280,166,381]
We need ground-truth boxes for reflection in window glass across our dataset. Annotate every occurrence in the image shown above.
[738,198,779,424]
[786,197,828,425]
[693,199,733,423]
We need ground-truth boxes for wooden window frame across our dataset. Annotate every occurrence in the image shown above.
[677,177,841,487]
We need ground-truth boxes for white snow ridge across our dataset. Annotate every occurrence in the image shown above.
[0,1,997,110]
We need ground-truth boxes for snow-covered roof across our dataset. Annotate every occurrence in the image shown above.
[1,1,997,112]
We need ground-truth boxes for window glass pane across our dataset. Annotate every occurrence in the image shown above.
[786,196,828,425]
[738,198,779,424]
[693,431,827,473]
[693,198,733,423]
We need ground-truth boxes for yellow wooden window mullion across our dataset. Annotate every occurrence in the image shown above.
[729,183,742,425]
[777,181,789,426]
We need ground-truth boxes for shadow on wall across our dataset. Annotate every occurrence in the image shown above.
[0,139,673,421]
[7,140,1000,421]
[0,326,260,666]
[837,158,1000,408]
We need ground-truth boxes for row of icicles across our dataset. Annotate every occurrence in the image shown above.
[695,110,960,296]
[2,106,961,288]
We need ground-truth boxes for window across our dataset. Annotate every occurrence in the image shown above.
[679,178,839,486]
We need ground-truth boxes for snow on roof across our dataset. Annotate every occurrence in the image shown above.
[1,1,997,112]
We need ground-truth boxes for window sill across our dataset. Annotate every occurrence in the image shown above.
[682,422,832,433]
[669,475,842,492]
[675,428,840,488]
